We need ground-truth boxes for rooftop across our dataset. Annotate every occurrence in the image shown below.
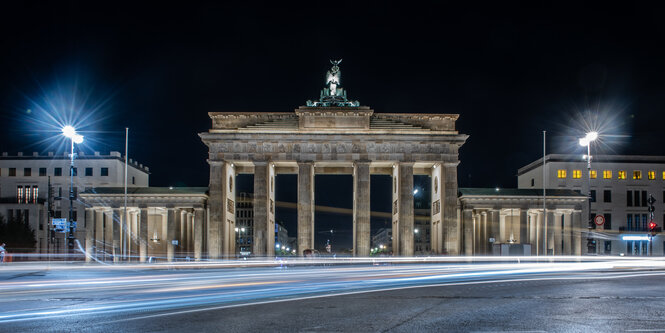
[518,154,665,175]
[459,187,586,197]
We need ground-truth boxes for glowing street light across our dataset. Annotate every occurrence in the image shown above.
[578,131,599,254]
[62,125,84,254]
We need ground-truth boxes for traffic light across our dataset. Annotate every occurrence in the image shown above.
[649,221,657,231]
[647,194,656,213]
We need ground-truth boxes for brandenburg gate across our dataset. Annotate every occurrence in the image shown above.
[200,60,468,257]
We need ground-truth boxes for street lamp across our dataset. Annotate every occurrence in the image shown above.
[62,125,84,254]
[579,131,598,254]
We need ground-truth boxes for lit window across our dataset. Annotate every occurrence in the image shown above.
[633,170,642,180]
[32,186,38,203]
[663,171,665,180]
[618,171,626,180]
[572,170,582,179]
[648,171,655,180]
[603,170,612,179]
[590,170,597,179]
[557,169,567,178]
[17,185,23,203]
[25,186,31,204]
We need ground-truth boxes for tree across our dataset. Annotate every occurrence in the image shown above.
[0,214,37,253]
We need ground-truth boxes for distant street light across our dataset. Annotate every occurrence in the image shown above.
[62,125,83,254]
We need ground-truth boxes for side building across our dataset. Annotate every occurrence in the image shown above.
[0,151,149,256]
[518,154,665,255]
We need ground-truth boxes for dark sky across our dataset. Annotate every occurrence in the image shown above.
[2,2,665,188]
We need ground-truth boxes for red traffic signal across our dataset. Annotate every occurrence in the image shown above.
[649,222,657,231]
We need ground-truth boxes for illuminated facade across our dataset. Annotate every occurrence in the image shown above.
[0,151,148,256]
[200,61,468,257]
[518,154,665,255]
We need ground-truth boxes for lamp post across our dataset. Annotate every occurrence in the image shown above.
[62,125,84,255]
[579,131,598,255]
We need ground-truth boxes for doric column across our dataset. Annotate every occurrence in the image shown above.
[253,161,269,256]
[353,160,371,256]
[178,210,186,256]
[547,211,554,255]
[430,163,443,254]
[443,163,460,255]
[85,208,94,263]
[572,211,582,255]
[391,164,400,255]
[536,211,543,256]
[194,207,205,261]
[208,161,224,259]
[529,212,537,255]
[166,208,176,262]
[267,163,275,256]
[463,209,473,255]
[489,209,500,253]
[187,212,193,254]
[297,161,315,255]
[563,211,572,255]
[112,208,121,263]
[519,209,528,245]
[399,163,414,256]
[224,163,236,257]
[499,212,506,243]
[553,211,563,255]
[139,207,148,262]
[473,213,480,254]
[95,210,105,259]
[481,211,488,254]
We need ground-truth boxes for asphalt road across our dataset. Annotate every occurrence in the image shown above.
[1,258,665,332]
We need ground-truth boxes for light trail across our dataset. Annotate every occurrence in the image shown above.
[0,257,663,324]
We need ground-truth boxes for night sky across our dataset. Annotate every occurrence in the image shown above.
[2,2,665,248]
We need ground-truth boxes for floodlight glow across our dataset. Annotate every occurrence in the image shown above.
[579,138,589,147]
[73,134,84,144]
[62,125,76,138]
[413,189,419,195]
[241,227,245,232]
[275,244,280,248]
[621,235,650,241]
[585,131,599,141]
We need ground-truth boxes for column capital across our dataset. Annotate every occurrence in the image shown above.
[443,161,461,167]
[253,161,269,166]
[207,159,225,166]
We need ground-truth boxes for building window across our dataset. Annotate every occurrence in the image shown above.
[24,186,31,204]
[590,170,597,179]
[648,171,656,180]
[642,191,647,207]
[24,168,31,177]
[627,214,632,231]
[633,170,642,180]
[572,170,582,179]
[9,168,16,176]
[72,168,77,176]
[54,167,62,176]
[618,171,626,180]
[604,213,612,230]
[17,186,23,203]
[627,190,633,207]
[590,190,596,202]
[663,171,665,180]
[603,190,611,203]
[634,191,640,207]
[531,178,534,187]
[85,167,93,176]
[101,167,109,176]
[132,176,135,185]
[603,170,612,179]
[39,168,46,176]
[557,169,567,178]
[32,186,38,203]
